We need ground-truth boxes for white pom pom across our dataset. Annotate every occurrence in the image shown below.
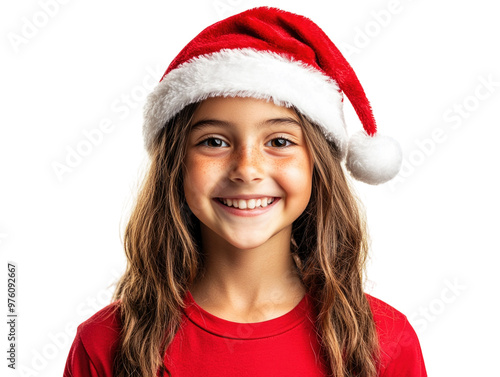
[346,131,403,185]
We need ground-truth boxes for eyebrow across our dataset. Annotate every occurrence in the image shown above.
[190,117,302,131]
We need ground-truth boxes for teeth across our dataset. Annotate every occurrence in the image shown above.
[219,197,275,209]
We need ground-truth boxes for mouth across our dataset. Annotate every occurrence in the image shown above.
[216,197,276,210]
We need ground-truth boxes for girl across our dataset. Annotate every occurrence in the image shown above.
[64,6,426,377]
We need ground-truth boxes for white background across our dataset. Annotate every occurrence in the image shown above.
[1,0,499,375]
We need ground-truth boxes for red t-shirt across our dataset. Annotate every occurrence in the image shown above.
[63,292,427,376]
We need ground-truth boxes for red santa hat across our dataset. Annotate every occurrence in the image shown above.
[143,6,402,185]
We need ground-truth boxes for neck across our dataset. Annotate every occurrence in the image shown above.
[189,224,305,320]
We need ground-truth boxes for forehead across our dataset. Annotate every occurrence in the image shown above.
[190,96,301,129]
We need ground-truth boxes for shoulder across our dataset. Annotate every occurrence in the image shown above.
[64,301,122,377]
[365,293,408,338]
[76,300,122,344]
[365,294,427,377]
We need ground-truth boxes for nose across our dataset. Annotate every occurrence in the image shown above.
[228,145,264,184]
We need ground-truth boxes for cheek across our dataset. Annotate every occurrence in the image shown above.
[184,155,225,199]
[278,153,313,202]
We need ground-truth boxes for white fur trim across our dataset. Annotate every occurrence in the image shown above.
[143,48,347,154]
[346,131,402,185]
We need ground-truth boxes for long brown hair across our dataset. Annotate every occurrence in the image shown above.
[112,100,379,377]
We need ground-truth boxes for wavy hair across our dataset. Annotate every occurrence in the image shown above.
[112,100,380,376]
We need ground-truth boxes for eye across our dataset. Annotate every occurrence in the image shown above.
[267,137,295,148]
[199,137,229,148]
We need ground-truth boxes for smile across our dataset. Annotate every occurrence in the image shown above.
[217,197,276,209]
[213,197,280,217]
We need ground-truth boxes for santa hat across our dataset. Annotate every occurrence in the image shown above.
[143,6,402,185]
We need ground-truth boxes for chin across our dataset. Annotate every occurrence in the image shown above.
[224,235,270,250]
[219,229,276,250]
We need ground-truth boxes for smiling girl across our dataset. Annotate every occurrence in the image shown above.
[64,7,426,377]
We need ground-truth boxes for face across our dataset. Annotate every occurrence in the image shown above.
[183,96,314,251]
